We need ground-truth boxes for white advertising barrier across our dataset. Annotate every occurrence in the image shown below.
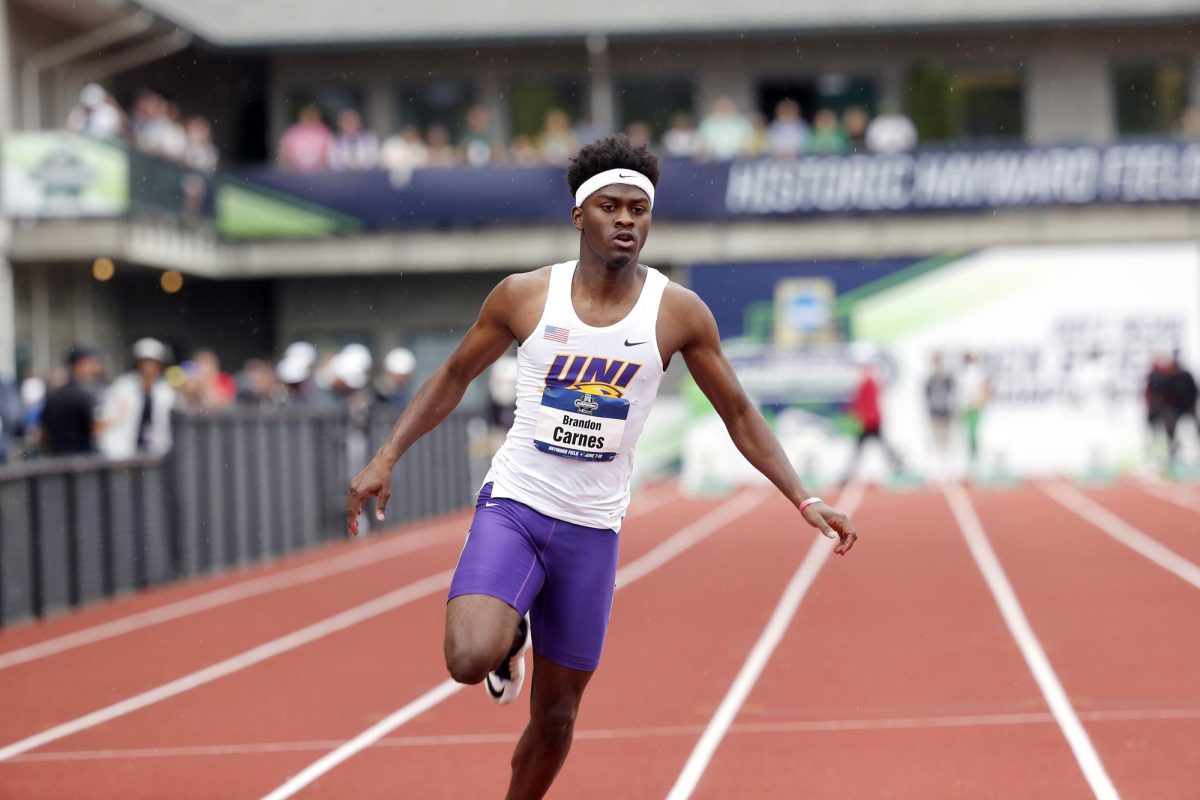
[851,242,1200,477]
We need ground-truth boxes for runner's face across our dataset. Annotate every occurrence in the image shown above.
[573,184,652,268]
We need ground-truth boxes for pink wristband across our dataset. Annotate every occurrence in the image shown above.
[798,497,823,513]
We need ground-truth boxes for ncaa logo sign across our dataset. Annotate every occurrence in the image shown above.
[574,395,599,414]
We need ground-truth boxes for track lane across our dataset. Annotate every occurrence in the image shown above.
[694,489,1094,799]
[1075,482,1200,563]
[970,485,1200,800]
[0,488,704,798]
[293,490,815,799]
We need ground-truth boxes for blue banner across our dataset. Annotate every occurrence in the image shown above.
[235,142,1200,231]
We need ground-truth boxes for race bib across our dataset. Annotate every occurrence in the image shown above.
[533,387,629,462]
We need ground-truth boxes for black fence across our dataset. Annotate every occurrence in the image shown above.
[0,407,476,627]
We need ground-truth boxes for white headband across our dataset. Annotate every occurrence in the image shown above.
[574,168,655,209]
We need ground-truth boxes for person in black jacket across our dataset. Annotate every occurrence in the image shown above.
[40,346,104,455]
[1171,350,1199,447]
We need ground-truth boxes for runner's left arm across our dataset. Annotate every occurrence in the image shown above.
[675,290,859,554]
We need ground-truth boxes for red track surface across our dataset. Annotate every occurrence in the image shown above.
[1,479,1197,799]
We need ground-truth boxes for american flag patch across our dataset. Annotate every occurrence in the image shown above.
[543,325,570,344]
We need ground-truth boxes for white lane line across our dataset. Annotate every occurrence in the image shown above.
[1041,482,1200,591]
[664,483,865,800]
[0,571,455,763]
[259,488,766,800]
[0,487,679,672]
[944,483,1119,800]
[1129,481,1200,514]
[16,707,1200,763]
[0,519,466,671]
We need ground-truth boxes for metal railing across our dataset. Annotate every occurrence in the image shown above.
[0,407,476,627]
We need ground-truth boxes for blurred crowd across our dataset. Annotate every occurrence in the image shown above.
[67,84,219,219]
[68,85,219,174]
[278,96,920,177]
[0,339,417,465]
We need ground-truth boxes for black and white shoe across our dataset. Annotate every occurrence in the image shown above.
[484,613,530,705]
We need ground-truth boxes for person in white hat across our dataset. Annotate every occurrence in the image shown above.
[374,347,416,409]
[98,338,176,458]
[66,83,124,140]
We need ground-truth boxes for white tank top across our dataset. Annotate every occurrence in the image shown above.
[485,260,669,531]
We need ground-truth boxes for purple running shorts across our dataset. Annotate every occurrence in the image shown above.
[448,482,620,671]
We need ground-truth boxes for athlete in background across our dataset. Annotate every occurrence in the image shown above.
[347,134,859,799]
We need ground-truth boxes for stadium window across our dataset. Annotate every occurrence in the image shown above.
[395,80,477,138]
[286,86,367,128]
[757,76,877,123]
[954,67,1024,142]
[906,63,1024,143]
[616,78,695,138]
[1113,60,1190,137]
[506,77,588,139]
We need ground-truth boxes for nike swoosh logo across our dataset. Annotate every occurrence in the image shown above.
[485,674,505,698]
[618,172,634,178]
[624,339,647,347]
[485,502,500,508]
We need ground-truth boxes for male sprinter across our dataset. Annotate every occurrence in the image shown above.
[347,134,858,799]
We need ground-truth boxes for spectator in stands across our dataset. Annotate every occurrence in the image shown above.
[66,83,124,140]
[160,103,188,161]
[538,108,580,165]
[182,350,236,411]
[98,338,176,458]
[181,116,218,219]
[381,125,430,182]
[625,121,653,151]
[866,99,918,154]
[279,104,334,172]
[0,376,22,463]
[695,96,753,161]
[924,351,956,480]
[745,112,769,157]
[328,108,379,171]
[506,135,540,166]
[274,341,323,406]
[766,99,810,159]
[807,108,849,155]
[661,112,697,158]
[236,358,279,407]
[130,89,161,148]
[375,347,416,409]
[182,116,218,174]
[1177,105,1200,141]
[19,376,46,455]
[40,345,104,456]
[843,105,870,153]
[425,124,459,167]
[461,104,498,167]
[133,91,186,159]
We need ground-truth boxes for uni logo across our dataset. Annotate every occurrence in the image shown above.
[546,354,641,397]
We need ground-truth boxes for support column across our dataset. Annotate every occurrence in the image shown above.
[0,255,14,380]
[586,33,614,135]
[30,265,50,375]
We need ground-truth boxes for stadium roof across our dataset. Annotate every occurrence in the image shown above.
[131,0,1200,47]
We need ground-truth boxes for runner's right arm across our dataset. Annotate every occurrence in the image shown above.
[345,277,519,534]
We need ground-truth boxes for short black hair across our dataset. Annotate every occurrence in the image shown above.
[65,344,99,366]
[566,134,661,197]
